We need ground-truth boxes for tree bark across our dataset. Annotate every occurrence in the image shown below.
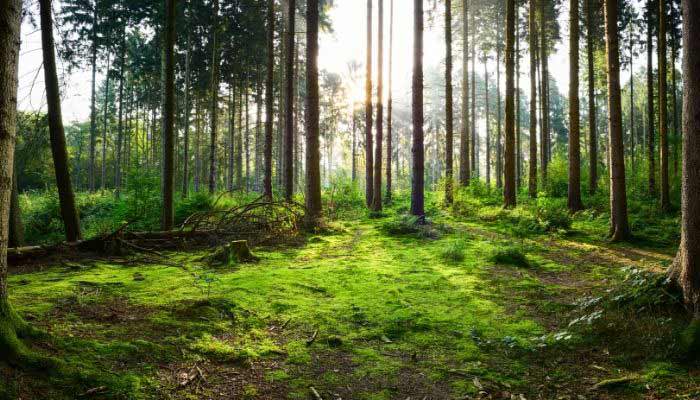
[587,0,597,194]
[444,0,454,205]
[411,0,425,217]
[365,0,374,206]
[101,55,110,192]
[115,31,126,198]
[568,0,583,211]
[604,0,630,241]
[485,58,491,188]
[161,0,176,231]
[539,0,549,182]
[658,0,670,212]
[386,0,394,201]
[40,0,82,242]
[283,0,296,200]
[460,0,470,187]
[497,40,503,190]
[504,0,516,207]
[182,3,191,198]
[9,165,23,248]
[471,9,477,178]
[669,0,700,314]
[208,0,220,194]
[647,2,656,197]
[88,5,99,193]
[528,0,538,198]
[371,0,384,211]
[263,0,275,200]
[305,0,322,228]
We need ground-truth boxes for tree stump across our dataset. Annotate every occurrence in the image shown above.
[209,240,258,266]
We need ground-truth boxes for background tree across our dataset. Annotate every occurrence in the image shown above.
[568,0,583,211]
[365,0,374,206]
[504,0,516,207]
[444,0,454,205]
[528,0,538,198]
[305,0,322,228]
[411,0,424,218]
[160,0,175,230]
[658,0,670,212]
[460,0,470,187]
[371,0,384,211]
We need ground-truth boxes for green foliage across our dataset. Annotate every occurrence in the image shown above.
[175,192,215,225]
[543,155,569,198]
[380,214,423,236]
[324,178,365,220]
[440,240,467,263]
[533,197,572,233]
[488,245,530,268]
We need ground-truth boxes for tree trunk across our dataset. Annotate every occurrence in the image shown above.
[9,166,23,248]
[283,0,295,200]
[352,112,357,182]
[444,0,454,205]
[40,0,82,242]
[496,41,503,190]
[88,5,98,193]
[504,0,516,207]
[671,39,679,178]
[411,0,425,217]
[245,88,250,191]
[658,0,670,212]
[669,0,700,315]
[386,0,394,201]
[182,5,191,198]
[305,0,322,228]
[647,2,656,197]
[587,0,597,194]
[237,86,243,189]
[485,58,491,188]
[539,0,549,182]
[528,0,538,198]
[161,0,176,231]
[101,55,110,192]
[227,89,235,191]
[115,31,126,198]
[604,0,630,241]
[568,0,583,212]
[460,0,470,187]
[208,0,220,194]
[516,12,521,189]
[371,0,384,211]
[471,9,477,178]
[263,0,275,200]
[365,0,374,206]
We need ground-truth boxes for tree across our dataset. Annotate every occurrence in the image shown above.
[444,0,454,205]
[539,0,550,183]
[263,0,275,200]
[460,0,470,187]
[568,0,583,212]
[586,0,597,194]
[209,0,220,194]
[646,0,655,197]
[41,0,82,243]
[658,0,670,212]
[528,0,538,198]
[365,0,374,206]
[160,0,176,230]
[385,0,394,202]
[669,0,700,323]
[504,0,516,208]
[283,0,296,201]
[305,0,322,228]
[604,0,630,241]
[182,1,192,198]
[371,0,384,211]
[411,0,425,218]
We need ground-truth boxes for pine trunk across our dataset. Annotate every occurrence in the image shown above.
[365,0,374,206]
[568,0,583,211]
[528,0,538,198]
[411,0,425,217]
[444,0,454,205]
[504,0,516,207]
[263,0,275,200]
[161,0,176,231]
[305,0,322,227]
[283,0,295,200]
[647,3,656,197]
[658,0,670,212]
[587,0,597,194]
[386,0,394,201]
[460,0,470,187]
[371,0,384,211]
[208,0,220,194]
[88,6,98,192]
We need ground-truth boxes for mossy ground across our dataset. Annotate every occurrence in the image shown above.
[2,192,699,399]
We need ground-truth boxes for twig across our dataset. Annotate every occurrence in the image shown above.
[306,329,318,346]
[309,387,323,400]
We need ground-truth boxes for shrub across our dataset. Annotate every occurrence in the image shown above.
[175,192,215,225]
[489,246,530,268]
[534,197,571,232]
[381,215,422,236]
[440,240,466,263]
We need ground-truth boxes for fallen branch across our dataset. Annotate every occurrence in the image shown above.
[309,386,323,400]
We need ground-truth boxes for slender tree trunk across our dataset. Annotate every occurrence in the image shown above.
[586,0,596,194]
[497,41,503,190]
[245,88,250,191]
[88,6,98,192]
[115,31,126,198]
[40,0,82,242]
[485,58,491,187]
[365,0,374,206]
[263,0,275,199]
[371,0,384,211]
[516,12,521,189]
[352,113,357,182]
[658,0,670,212]
[504,0,516,207]
[671,39,679,178]
[283,0,295,200]
[444,0,454,205]
[9,166,23,248]
[604,0,630,241]
[386,0,394,201]
[227,89,234,190]
[305,0,322,227]
[182,6,191,198]
[208,0,220,194]
[568,0,583,211]
[528,0,538,198]
[647,3,656,197]
[669,0,700,316]
[411,0,425,217]
[539,0,549,182]
[194,98,201,192]
[237,86,243,189]
[160,0,176,230]
[101,55,110,192]
[471,10,477,178]
[460,0,470,186]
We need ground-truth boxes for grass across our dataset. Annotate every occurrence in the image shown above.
[2,189,699,399]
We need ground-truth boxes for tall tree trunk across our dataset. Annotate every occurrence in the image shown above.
[504,0,516,207]
[264,0,275,200]
[444,0,454,205]
[539,0,549,182]
[386,0,394,201]
[40,0,82,242]
[208,0,220,194]
[365,0,374,206]
[182,5,191,198]
[101,55,110,192]
[658,0,670,212]
[227,89,235,190]
[411,0,425,217]
[604,0,630,241]
[245,88,250,191]
[194,98,201,192]
[88,5,98,192]
[305,0,322,227]
[485,58,491,188]
[669,0,700,317]
[471,9,477,178]
[516,12,521,189]
[352,112,357,182]
[568,0,583,211]
[497,41,503,190]
[647,2,656,197]
[161,0,176,230]
[460,0,470,186]
[528,0,538,198]
[237,86,243,189]
[587,0,597,194]
[283,0,295,200]
[115,31,126,198]
[9,166,23,248]
[371,0,384,211]
[671,39,679,178]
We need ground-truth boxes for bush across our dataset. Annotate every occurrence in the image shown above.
[175,192,215,225]
[534,197,571,233]
[380,215,422,236]
[440,240,466,263]
[489,246,530,268]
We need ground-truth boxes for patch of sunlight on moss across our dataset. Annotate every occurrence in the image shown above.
[286,340,311,364]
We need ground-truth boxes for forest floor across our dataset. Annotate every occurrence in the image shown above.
[2,204,700,399]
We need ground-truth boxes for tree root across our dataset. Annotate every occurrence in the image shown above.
[0,300,61,372]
